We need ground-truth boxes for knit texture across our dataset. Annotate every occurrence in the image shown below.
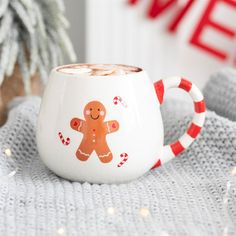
[0,75,236,235]
[204,68,236,121]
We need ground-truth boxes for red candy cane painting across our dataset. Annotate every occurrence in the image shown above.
[117,153,129,168]
[113,96,127,108]
[58,132,70,146]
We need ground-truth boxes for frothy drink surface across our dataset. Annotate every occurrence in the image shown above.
[57,64,141,76]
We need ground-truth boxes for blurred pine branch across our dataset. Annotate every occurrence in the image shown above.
[0,0,77,93]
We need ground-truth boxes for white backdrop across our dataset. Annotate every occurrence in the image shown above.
[85,0,236,89]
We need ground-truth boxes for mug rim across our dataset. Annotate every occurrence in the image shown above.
[52,63,144,78]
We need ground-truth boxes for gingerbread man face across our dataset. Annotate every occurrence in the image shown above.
[84,101,106,122]
[70,101,119,163]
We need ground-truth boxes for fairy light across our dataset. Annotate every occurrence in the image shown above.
[139,208,150,218]
[222,165,236,236]
[4,148,12,157]
[57,227,65,235]
[231,166,236,176]
[223,181,231,205]
[0,147,17,180]
[223,226,229,236]
[107,207,116,215]
[160,230,169,236]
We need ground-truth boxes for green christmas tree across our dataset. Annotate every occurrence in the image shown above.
[0,0,76,94]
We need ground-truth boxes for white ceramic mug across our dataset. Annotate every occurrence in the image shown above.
[37,64,206,184]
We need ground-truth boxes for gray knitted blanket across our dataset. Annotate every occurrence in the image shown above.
[0,69,236,236]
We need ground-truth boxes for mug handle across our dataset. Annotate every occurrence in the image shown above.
[152,77,206,168]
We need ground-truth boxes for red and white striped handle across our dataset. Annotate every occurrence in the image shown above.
[152,77,206,168]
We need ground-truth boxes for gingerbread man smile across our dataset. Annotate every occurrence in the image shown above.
[70,101,119,163]
[91,115,99,120]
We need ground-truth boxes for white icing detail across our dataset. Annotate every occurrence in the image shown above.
[85,110,90,115]
[99,152,111,158]
[100,111,105,116]
[106,122,111,133]
[78,149,90,156]
[78,122,82,131]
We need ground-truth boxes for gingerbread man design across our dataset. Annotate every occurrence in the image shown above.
[70,101,119,163]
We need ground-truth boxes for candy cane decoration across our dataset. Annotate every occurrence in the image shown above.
[113,96,127,108]
[152,77,206,169]
[58,132,70,146]
[117,153,129,167]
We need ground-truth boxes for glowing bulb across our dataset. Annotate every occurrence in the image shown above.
[139,208,150,217]
[231,166,236,176]
[5,148,12,157]
[226,181,231,190]
[107,207,116,215]
[223,198,228,204]
[161,230,169,236]
[57,227,65,235]
[223,226,228,236]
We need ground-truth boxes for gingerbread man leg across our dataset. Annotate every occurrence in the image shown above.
[95,142,113,163]
[76,139,94,161]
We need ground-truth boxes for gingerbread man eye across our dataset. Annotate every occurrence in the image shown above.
[90,108,92,111]
[98,108,100,111]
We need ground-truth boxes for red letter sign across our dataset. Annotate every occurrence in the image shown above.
[168,0,195,32]
[128,0,195,32]
[128,0,139,5]
[148,0,177,18]
[190,0,236,60]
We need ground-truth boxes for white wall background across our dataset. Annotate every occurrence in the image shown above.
[65,0,236,89]
[64,0,86,63]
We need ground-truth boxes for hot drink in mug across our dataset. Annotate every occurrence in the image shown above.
[37,64,205,184]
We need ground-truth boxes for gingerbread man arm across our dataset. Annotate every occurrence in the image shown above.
[70,118,86,133]
[104,120,119,134]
